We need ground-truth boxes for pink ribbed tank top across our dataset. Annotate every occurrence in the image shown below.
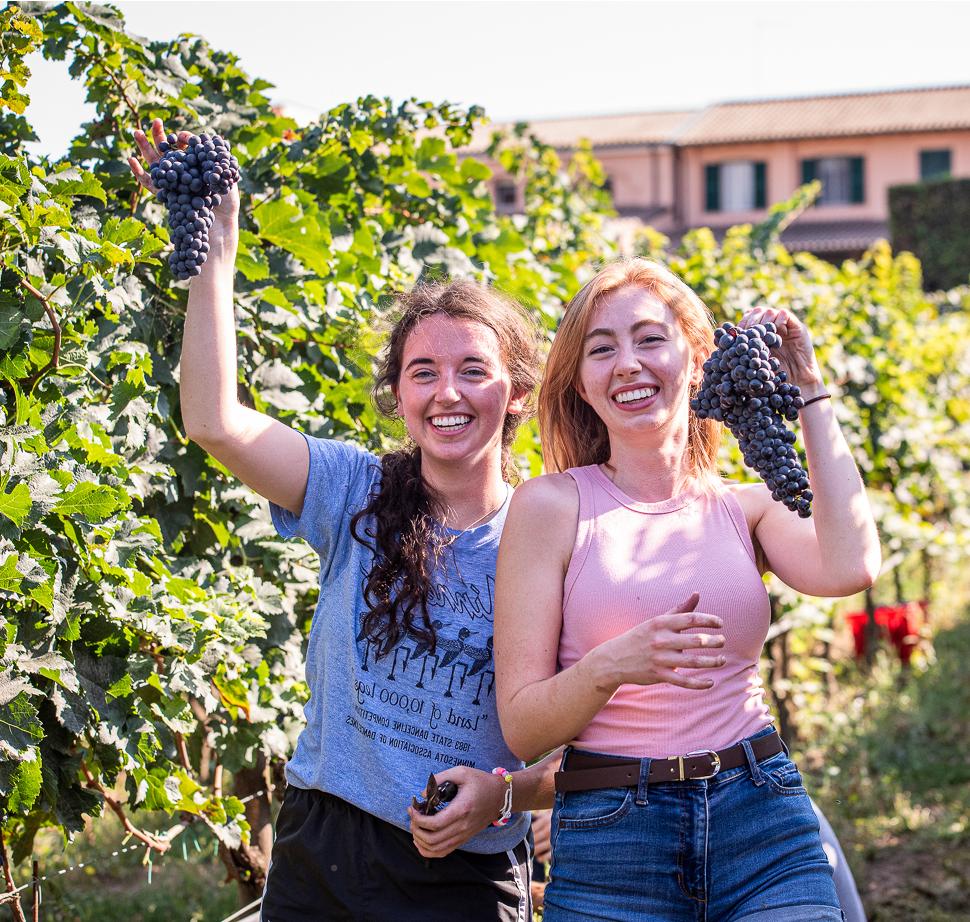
[559,464,774,757]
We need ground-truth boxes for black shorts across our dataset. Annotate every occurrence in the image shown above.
[261,786,532,922]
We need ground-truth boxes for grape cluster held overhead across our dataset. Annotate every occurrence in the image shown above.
[691,322,813,517]
[149,132,241,281]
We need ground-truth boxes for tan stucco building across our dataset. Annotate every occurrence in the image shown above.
[470,85,970,259]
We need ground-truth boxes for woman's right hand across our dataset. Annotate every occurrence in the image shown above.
[129,118,240,251]
[594,592,726,690]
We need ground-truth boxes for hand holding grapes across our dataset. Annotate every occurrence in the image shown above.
[129,118,240,278]
[692,314,822,516]
[739,306,825,399]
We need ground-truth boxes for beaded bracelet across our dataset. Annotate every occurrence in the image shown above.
[800,392,831,409]
[491,767,513,826]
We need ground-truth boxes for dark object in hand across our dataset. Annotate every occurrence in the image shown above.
[411,773,459,815]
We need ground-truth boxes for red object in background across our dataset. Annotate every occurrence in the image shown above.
[845,601,926,664]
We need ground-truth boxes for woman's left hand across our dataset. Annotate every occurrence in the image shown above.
[740,306,825,397]
[407,766,506,859]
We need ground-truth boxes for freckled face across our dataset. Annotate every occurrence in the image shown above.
[395,315,524,469]
[576,286,701,437]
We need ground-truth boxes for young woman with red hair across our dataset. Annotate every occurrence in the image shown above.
[495,258,879,921]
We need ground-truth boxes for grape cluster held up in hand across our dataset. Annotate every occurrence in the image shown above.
[148,132,240,281]
[691,322,813,517]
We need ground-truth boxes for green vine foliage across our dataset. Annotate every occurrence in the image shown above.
[1,0,968,889]
[0,0,616,869]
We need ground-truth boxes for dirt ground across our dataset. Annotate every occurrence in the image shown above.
[858,832,969,921]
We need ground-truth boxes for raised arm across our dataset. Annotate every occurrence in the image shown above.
[494,476,726,763]
[734,307,881,596]
[130,120,309,515]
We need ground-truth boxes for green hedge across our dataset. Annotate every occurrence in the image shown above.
[889,177,970,290]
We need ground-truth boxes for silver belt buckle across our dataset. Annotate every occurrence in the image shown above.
[683,749,721,780]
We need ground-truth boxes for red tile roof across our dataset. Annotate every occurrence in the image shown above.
[463,85,970,153]
[676,85,970,145]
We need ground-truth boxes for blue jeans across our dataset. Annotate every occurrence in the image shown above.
[544,727,844,922]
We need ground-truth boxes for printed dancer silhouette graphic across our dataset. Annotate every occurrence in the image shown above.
[464,636,493,675]
[358,619,442,682]
[412,620,444,689]
[437,627,475,697]
[461,636,495,705]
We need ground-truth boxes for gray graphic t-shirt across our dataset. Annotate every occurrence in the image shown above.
[270,434,527,853]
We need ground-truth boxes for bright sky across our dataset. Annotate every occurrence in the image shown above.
[24,0,970,157]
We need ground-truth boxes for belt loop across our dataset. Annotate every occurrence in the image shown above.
[635,757,652,806]
[741,737,765,786]
[560,746,573,770]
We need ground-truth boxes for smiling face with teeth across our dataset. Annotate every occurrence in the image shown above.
[394,314,526,475]
[576,285,702,446]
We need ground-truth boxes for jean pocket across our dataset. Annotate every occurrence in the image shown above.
[556,786,634,830]
[763,755,808,796]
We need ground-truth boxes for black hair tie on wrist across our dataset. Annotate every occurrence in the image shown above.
[800,392,831,409]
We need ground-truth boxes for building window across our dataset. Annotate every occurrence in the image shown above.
[801,157,865,205]
[495,181,517,212]
[704,161,766,212]
[920,149,951,180]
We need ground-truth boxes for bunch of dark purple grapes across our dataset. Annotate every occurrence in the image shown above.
[691,321,813,517]
[148,132,240,281]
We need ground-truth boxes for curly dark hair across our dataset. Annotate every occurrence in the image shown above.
[350,279,541,659]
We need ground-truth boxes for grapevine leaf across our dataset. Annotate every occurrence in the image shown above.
[53,781,102,836]
[109,378,142,416]
[106,673,133,699]
[253,196,331,275]
[0,692,43,758]
[257,286,290,310]
[52,482,128,521]
[236,229,270,281]
[0,482,31,527]
[0,554,23,594]
[134,768,179,811]
[45,165,107,204]
[460,157,492,182]
[0,672,33,707]
[50,685,91,734]
[7,754,42,813]
[23,652,80,693]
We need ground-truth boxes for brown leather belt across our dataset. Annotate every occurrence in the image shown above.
[555,730,783,793]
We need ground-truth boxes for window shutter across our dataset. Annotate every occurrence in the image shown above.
[754,162,767,208]
[850,157,865,203]
[705,164,720,212]
[801,159,817,185]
